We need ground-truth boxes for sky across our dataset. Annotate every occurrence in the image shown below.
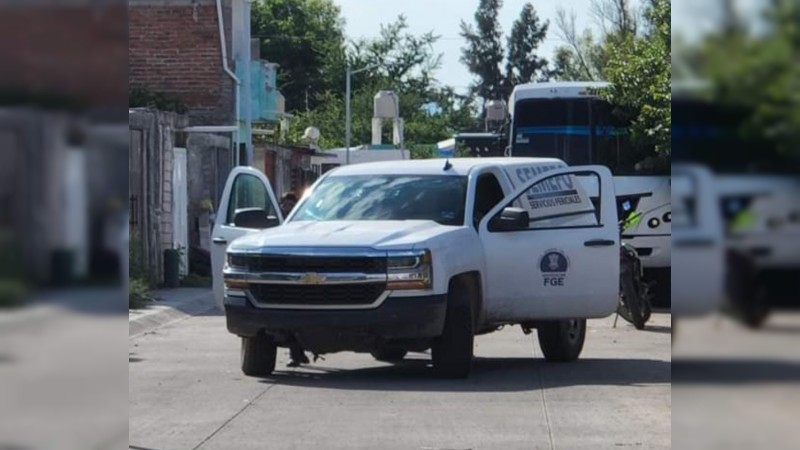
[332,0,635,95]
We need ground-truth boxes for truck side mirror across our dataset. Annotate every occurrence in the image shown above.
[232,207,280,229]
[488,207,529,232]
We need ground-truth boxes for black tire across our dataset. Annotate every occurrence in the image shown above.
[431,279,475,378]
[642,300,652,324]
[537,319,586,362]
[726,251,770,329]
[620,254,647,330]
[741,283,771,329]
[370,349,408,362]
[241,334,277,377]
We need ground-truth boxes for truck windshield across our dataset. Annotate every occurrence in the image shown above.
[291,175,468,226]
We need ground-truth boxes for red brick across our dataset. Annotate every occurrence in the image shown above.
[129,3,234,124]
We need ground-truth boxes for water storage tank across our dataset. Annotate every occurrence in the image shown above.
[374,90,399,119]
[485,100,507,122]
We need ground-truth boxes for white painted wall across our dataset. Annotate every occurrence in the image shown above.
[172,147,189,276]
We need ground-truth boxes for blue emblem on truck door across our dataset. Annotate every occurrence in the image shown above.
[540,250,569,286]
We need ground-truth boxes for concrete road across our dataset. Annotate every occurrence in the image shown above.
[673,313,800,450]
[129,308,671,450]
[0,290,129,450]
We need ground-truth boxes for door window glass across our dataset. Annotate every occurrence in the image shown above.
[473,173,505,229]
[500,172,602,230]
[225,174,275,225]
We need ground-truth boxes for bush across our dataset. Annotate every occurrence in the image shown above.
[129,278,153,309]
[0,279,29,308]
[129,235,149,281]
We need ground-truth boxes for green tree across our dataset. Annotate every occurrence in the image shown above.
[460,0,507,102]
[288,16,478,151]
[689,0,800,157]
[506,3,551,85]
[251,0,346,113]
[461,1,552,104]
[595,0,671,171]
[552,0,638,81]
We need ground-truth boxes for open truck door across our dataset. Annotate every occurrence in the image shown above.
[671,164,725,317]
[211,167,282,309]
[479,166,619,321]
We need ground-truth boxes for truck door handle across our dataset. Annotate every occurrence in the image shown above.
[584,239,615,247]
[212,237,227,245]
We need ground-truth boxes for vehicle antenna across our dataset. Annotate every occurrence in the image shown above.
[443,159,453,171]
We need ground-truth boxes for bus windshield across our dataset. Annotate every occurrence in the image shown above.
[511,98,663,175]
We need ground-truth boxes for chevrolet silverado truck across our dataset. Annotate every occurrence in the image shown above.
[211,158,621,378]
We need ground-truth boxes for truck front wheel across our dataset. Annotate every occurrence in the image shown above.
[537,319,586,362]
[241,334,277,376]
[431,280,475,378]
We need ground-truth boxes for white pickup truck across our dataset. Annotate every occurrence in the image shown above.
[212,158,621,378]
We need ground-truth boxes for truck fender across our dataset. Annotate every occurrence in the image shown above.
[449,271,484,331]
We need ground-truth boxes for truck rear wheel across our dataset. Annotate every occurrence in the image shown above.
[537,319,586,362]
[432,280,474,378]
[241,334,277,376]
[371,349,408,362]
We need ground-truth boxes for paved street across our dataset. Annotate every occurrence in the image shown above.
[129,297,670,450]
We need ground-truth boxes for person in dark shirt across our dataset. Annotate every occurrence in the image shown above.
[279,192,298,218]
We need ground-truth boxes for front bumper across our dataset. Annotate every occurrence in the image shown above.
[225,293,447,341]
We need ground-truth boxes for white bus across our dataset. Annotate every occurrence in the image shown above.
[508,81,671,302]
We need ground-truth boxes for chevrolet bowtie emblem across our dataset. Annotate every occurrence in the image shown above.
[299,272,326,285]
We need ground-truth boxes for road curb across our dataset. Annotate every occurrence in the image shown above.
[129,289,217,338]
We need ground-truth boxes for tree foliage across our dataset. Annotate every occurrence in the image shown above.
[288,16,478,150]
[688,0,800,156]
[251,0,346,113]
[596,0,671,170]
[460,0,507,102]
[460,0,552,104]
[549,0,670,171]
[506,3,551,86]
[552,0,638,81]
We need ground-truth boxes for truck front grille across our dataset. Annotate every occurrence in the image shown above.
[230,254,387,274]
[248,283,386,307]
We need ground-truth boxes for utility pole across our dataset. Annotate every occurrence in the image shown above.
[242,0,253,166]
[345,64,351,165]
[345,62,381,165]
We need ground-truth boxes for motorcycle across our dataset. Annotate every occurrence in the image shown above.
[617,213,654,329]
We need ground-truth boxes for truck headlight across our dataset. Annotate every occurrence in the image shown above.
[387,250,432,290]
[224,253,249,289]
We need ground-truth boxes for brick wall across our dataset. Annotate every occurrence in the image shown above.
[129,0,234,125]
[0,3,128,109]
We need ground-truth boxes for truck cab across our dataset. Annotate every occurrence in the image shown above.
[213,158,620,378]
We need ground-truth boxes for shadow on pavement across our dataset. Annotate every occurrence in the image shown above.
[43,288,128,316]
[643,324,672,334]
[673,358,800,384]
[258,356,670,392]
[196,307,224,317]
[761,323,800,336]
